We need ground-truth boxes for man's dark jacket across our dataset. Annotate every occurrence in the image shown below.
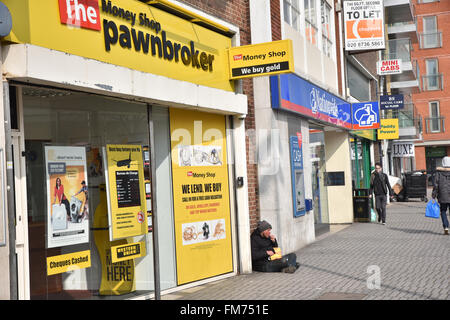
[432,167,450,203]
[250,229,278,267]
[369,171,393,196]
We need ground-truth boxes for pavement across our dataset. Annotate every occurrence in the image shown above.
[162,201,449,300]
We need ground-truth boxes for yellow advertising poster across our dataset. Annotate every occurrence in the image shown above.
[170,108,233,285]
[228,39,294,79]
[93,184,135,296]
[2,0,233,92]
[378,119,399,140]
[104,144,147,240]
[47,250,91,276]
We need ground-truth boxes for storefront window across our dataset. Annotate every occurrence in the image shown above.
[22,86,157,299]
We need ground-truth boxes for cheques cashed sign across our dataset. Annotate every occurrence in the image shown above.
[4,0,232,91]
[270,74,352,129]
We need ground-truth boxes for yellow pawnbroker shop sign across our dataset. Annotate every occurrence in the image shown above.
[47,250,91,276]
[2,0,233,91]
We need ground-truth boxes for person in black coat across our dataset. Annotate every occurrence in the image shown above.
[250,220,299,273]
[369,162,394,225]
[432,156,450,235]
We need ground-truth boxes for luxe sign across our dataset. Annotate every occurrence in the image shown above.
[392,142,415,157]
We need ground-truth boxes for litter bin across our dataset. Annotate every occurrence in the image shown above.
[401,171,427,202]
[353,189,370,222]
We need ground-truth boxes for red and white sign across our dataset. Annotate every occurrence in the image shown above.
[58,0,101,31]
[377,59,402,75]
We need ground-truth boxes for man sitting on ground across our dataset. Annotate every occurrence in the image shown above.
[251,220,300,273]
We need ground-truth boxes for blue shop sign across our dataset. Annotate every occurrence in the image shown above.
[270,74,352,129]
[352,101,380,130]
[380,94,404,110]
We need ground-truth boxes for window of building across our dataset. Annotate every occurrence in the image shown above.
[305,0,318,45]
[418,0,439,3]
[346,62,370,101]
[429,101,441,132]
[425,58,440,90]
[283,0,301,32]
[321,0,332,57]
[421,16,441,48]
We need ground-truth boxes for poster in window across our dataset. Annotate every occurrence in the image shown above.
[45,146,89,248]
[104,144,147,241]
[170,108,233,285]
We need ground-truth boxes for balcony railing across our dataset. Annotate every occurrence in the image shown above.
[425,117,445,133]
[419,31,443,49]
[417,0,439,4]
[381,102,423,137]
[421,74,444,91]
[383,38,413,62]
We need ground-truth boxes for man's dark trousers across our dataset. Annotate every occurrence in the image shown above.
[375,194,387,223]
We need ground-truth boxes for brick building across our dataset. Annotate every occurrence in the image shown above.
[412,0,450,174]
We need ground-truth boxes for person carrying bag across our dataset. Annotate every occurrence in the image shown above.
[432,156,450,235]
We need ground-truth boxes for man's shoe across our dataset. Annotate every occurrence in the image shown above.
[295,262,300,269]
[382,222,386,225]
[444,228,449,235]
[281,266,296,273]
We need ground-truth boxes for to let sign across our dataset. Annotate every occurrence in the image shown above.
[392,142,415,157]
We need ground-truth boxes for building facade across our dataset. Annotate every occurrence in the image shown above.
[411,0,450,176]
[0,0,252,300]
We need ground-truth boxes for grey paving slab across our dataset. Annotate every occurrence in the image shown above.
[162,201,449,300]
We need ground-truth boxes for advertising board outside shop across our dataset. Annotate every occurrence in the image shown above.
[380,94,404,110]
[228,40,294,79]
[392,142,415,157]
[343,0,385,51]
[378,119,399,140]
[352,101,380,130]
[377,59,402,76]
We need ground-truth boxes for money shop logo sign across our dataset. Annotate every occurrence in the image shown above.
[58,0,215,72]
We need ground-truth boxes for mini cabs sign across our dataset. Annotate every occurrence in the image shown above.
[228,39,294,79]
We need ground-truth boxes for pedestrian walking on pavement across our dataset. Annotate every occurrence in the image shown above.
[369,162,394,225]
[250,220,299,273]
[432,156,450,235]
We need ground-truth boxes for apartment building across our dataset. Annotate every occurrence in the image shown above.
[411,0,450,176]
